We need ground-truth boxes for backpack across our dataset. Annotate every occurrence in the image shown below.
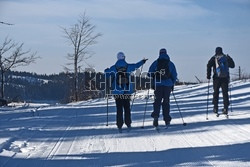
[116,64,129,86]
[215,55,229,78]
[155,58,171,80]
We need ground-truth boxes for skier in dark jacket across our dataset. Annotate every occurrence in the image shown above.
[207,47,235,115]
[148,48,177,128]
[105,52,147,132]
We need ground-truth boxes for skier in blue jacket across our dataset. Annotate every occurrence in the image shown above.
[105,52,147,132]
[148,48,177,128]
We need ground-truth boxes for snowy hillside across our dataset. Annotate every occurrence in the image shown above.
[0,80,250,167]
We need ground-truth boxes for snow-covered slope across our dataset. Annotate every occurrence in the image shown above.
[1,80,250,167]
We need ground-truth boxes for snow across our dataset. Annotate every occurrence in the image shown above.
[11,75,49,84]
[1,80,250,166]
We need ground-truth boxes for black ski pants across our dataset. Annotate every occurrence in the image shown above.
[151,86,172,123]
[114,95,131,128]
[213,78,229,109]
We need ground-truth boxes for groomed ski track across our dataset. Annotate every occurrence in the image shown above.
[0,80,250,166]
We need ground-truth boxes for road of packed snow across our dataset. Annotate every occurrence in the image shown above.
[1,80,250,166]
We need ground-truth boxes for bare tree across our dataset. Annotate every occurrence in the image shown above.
[62,13,102,101]
[0,37,38,98]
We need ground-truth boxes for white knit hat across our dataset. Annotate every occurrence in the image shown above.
[117,52,125,60]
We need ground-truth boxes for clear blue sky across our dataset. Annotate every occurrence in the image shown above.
[0,0,250,82]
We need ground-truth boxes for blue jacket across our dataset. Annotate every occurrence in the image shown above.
[148,53,177,87]
[105,59,144,95]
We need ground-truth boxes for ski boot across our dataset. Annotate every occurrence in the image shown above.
[222,108,229,118]
[213,106,219,117]
[153,118,159,131]
[165,121,171,129]
[153,118,158,127]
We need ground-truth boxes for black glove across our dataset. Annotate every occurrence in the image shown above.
[207,75,211,80]
[171,86,174,91]
[142,58,148,64]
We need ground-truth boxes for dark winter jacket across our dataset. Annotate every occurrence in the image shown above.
[148,53,177,87]
[207,54,235,79]
[105,59,144,95]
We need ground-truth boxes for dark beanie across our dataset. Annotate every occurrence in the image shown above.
[215,47,223,55]
[159,48,167,56]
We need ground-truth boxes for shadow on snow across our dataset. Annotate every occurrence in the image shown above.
[0,142,249,166]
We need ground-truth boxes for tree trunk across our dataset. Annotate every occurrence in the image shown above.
[74,58,78,101]
[1,70,4,98]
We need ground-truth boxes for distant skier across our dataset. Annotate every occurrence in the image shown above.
[207,47,235,115]
[105,52,147,132]
[148,48,177,128]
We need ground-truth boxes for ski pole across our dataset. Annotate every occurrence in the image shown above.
[230,84,233,112]
[206,80,210,120]
[141,89,150,128]
[172,90,187,126]
[105,76,110,126]
[131,64,144,112]
[106,94,109,126]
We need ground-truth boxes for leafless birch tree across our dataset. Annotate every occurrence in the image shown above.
[62,13,102,101]
[0,37,38,98]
